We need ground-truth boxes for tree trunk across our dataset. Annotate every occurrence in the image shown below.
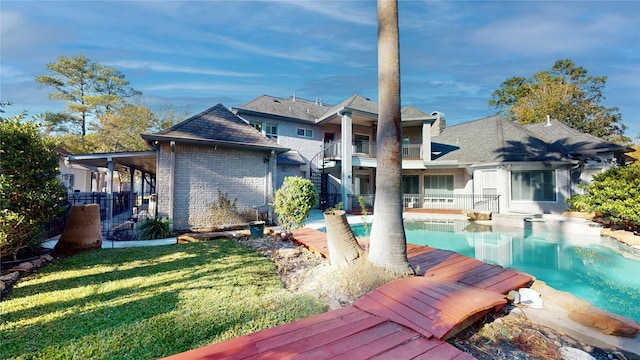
[53,204,102,256]
[368,0,413,275]
[324,210,362,268]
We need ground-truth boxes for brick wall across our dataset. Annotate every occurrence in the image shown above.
[156,142,275,229]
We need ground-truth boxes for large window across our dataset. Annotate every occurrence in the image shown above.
[511,170,556,201]
[265,124,278,141]
[402,175,419,194]
[424,175,453,194]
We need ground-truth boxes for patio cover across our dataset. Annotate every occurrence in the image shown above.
[66,151,157,175]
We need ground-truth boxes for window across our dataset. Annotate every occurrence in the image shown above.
[250,121,262,132]
[265,123,278,141]
[297,128,313,138]
[402,175,419,194]
[354,134,370,154]
[511,170,556,201]
[424,175,453,194]
[482,170,497,196]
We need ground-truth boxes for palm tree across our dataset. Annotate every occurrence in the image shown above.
[367,0,413,274]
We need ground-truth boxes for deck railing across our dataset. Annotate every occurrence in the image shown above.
[323,193,500,213]
[403,193,500,213]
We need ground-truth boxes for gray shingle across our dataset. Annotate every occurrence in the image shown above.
[142,103,285,151]
[433,115,568,163]
[524,120,627,154]
[235,95,331,122]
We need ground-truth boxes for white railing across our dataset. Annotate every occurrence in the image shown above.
[322,141,424,160]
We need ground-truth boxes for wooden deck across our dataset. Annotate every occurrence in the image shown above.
[164,227,533,360]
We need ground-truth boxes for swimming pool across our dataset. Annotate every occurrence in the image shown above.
[349,220,640,322]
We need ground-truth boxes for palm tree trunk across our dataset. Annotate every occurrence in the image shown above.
[324,210,362,268]
[368,0,413,275]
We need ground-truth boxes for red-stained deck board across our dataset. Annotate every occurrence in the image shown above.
[298,321,417,359]
[369,333,443,358]
[356,276,507,340]
[254,315,388,358]
[354,291,438,339]
[415,342,479,360]
[423,256,487,280]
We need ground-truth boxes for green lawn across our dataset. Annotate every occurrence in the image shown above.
[0,240,327,359]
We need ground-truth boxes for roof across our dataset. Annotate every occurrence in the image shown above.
[432,115,571,164]
[233,95,331,123]
[317,94,378,122]
[524,120,630,155]
[141,104,288,153]
[276,150,306,165]
[401,106,438,126]
[66,151,157,175]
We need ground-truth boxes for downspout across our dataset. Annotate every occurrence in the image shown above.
[169,141,175,226]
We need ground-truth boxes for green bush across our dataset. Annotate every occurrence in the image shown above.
[567,166,640,231]
[0,115,68,260]
[137,217,175,240]
[273,176,317,233]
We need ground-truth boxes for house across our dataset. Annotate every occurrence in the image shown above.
[61,94,630,233]
[57,147,93,193]
[141,103,289,229]
[233,94,631,215]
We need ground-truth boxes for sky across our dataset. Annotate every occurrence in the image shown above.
[2,0,639,139]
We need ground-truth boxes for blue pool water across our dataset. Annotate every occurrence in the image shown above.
[349,220,640,322]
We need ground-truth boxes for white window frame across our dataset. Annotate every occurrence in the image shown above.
[265,123,278,142]
[296,128,313,138]
[510,169,557,202]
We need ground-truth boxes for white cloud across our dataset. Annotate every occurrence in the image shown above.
[105,60,262,78]
[275,0,376,26]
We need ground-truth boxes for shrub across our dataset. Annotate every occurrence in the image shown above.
[137,217,174,240]
[567,166,640,231]
[210,190,253,226]
[273,176,317,233]
[0,114,68,260]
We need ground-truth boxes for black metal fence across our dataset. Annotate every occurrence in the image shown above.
[61,192,152,240]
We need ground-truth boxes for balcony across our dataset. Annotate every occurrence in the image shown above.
[323,141,423,160]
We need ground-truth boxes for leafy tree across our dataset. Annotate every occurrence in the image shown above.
[567,166,640,231]
[368,0,412,275]
[0,111,68,260]
[273,176,317,233]
[93,104,155,152]
[629,143,640,166]
[490,59,629,144]
[36,55,140,138]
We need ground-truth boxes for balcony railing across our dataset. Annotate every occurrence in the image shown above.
[322,141,423,160]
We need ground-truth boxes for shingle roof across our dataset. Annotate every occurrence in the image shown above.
[319,94,378,121]
[401,105,435,122]
[524,120,628,155]
[141,104,287,152]
[432,115,569,164]
[234,95,331,122]
[277,150,306,165]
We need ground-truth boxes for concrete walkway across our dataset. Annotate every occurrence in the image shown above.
[41,235,177,250]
